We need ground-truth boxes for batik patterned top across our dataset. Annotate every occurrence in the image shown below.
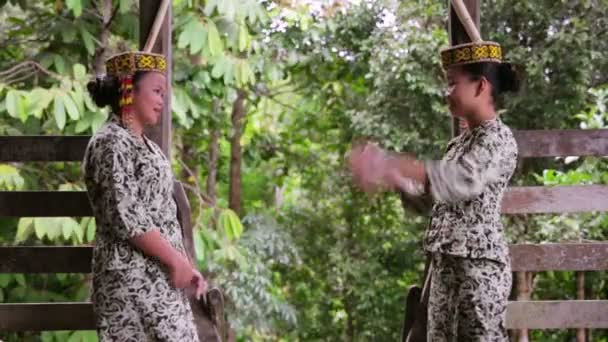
[423,118,517,264]
[83,117,186,274]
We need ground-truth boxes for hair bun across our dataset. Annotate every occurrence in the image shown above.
[498,62,523,93]
[86,76,119,108]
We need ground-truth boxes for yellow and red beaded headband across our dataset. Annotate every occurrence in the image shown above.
[440,41,503,69]
[104,52,167,115]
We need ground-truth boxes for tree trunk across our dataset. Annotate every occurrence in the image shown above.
[228,89,247,216]
[206,99,221,205]
[94,0,112,74]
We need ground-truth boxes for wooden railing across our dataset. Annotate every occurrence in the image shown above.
[504,129,608,339]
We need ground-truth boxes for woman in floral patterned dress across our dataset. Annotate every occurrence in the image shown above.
[349,41,520,341]
[83,52,206,341]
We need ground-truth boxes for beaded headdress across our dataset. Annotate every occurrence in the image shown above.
[105,52,167,116]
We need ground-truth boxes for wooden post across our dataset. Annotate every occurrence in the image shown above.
[448,0,479,137]
[512,272,532,342]
[576,271,586,342]
[139,0,172,158]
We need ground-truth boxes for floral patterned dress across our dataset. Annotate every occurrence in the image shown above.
[83,117,199,341]
[422,118,518,341]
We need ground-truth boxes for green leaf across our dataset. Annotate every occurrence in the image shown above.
[66,0,82,17]
[238,23,249,52]
[64,94,80,120]
[34,217,46,239]
[75,112,92,133]
[54,54,67,74]
[119,0,131,14]
[203,0,218,16]
[80,28,96,56]
[73,219,84,243]
[235,60,243,87]
[206,20,223,57]
[16,217,34,242]
[0,274,12,287]
[5,90,19,118]
[17,92,28,122]
[218,209,243,240]
[14,274,26,287]
[27,88,53,119]
[86,218,96,242]
[72,85,85,113]
[194,230,206,262]
[91,111,108,132]
[73,63,87,79]
[211,55,227,79]
[54,94,66,130]
[62,219,74,240]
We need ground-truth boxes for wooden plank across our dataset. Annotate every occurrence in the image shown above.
[140,0,172,157]
[510,243,608,272]
[0,136,89,162]
[0,303,95,331]
[514,129,608,158]
[502,185,608,214]
[0,191,92,217]
[0,247,92,273]
[506,300,608,329]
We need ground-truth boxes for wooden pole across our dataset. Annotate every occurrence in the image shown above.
[143,0,171,53]
[140,0,172,158]
[576,271,586,342]
[512,272,532,342]
[448,1,479,137]
[450,0,482,42]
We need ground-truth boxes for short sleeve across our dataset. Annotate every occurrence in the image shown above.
[106,142,155,239]
[425,134,502,203]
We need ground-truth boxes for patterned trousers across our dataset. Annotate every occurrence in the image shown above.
[428,253,511,342]
[93,265,199,342]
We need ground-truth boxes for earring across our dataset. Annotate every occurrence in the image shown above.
[122,111,135,133]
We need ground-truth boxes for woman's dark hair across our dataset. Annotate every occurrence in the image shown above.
[86,71,149,114]
[461,62,522,101]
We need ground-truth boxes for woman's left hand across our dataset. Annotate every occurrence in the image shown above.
[191,269,208,300]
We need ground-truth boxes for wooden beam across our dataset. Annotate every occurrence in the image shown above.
[514,129,608,158]
[140,0,172,158]
[448,0,479,137]
[506,300,608,329]
[174,181,195,261]
[502,185,608,214]
[0,191,92,217]
[0,247,92,273]
[0,303,95,331]
[0,136,89,162]
[510,243,608,272]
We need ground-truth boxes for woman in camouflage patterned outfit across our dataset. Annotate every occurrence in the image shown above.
[349,41,520,341]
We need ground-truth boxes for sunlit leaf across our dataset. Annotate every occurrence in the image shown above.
[5,90,19,118]
[63,93,80,120]
[16,217,34,242]
[66,0,82,17]
[54,94,66,129]
[206,20,223,57]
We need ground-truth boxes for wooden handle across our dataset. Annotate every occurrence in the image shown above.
[143,0,171,53]
[450,0,482,42]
